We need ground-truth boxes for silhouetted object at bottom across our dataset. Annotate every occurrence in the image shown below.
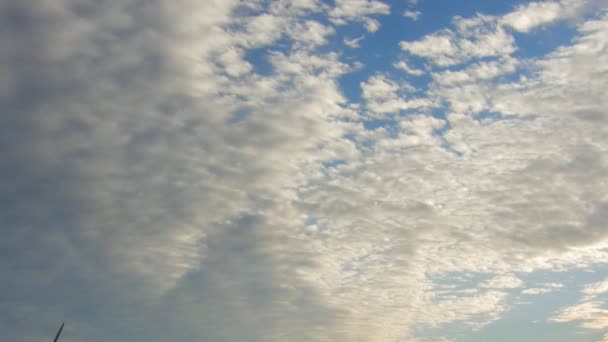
[53,322,64,342]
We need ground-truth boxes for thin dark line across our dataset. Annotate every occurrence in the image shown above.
[53,322,64,342]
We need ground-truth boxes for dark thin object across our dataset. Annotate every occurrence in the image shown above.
[53,322,64,342]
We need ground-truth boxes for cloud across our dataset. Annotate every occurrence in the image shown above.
[344,35,365,48]
[329,0,390,31]
[522,283,564,295]
[0,0,355,339]
[550,301,608,329]
[431,57,518,86]
[403,10,422,21]
[423,290,509,329]
[301,8,608,339]
[501,0,602,33]
[480,274,524,289]
[400,1,603,67]
[583,279,608,297]
[289,20,336,48]
[550,276,608,331]
[400,15,516,66]
[3,1,608,341]
[360,74,432,114]
[393,60,425,76]
[502,1,563,32]
[522,288,555,295]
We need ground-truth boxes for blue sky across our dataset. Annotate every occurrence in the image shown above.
[2,0,608,341]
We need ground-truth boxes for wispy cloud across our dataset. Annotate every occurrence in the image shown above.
[393,60,425,76]
[344,35,365,48]
[403,10,422,21]
[522,283,564,295]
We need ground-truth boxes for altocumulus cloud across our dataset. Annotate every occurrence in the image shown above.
[1,0,608,341]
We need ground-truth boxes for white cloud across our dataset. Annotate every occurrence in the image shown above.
[419,290,509,330]
[361,74,401,99]
[501,0,598,33]
[480,274,524,289]
[330,0,390,31]
[432,57,518,86]
[288,20,335,48]
[217,47,253,77]
[522,288,553,295]
[344,35,365,48]
[522,283,564,295]
[400,32,456,62]
[360,75,432,114]
[330,0,390,19]
[583,279,608,297]
[400,15,516,66]
[400,0,604,68]
[363,17,382,32]
[269,0,324,14]
[502,1,563,32]
[550,301,608,329]
[393,60,425,76]
[403,10,421,21]
[300,9,608,339]
[242,13,287,47]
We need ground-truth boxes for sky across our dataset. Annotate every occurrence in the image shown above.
[1,0,608,341]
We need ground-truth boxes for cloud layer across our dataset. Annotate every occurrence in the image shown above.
[2,1,608,341]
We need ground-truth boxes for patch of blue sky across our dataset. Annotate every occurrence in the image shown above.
[361,117,397,130]
[425,106,448,121]
[463,320,588,342]
[336,0,569,103]
[415,0,532,27]
[474,111,539,125]
[510,21,579,59]
[227,106,253,124]
[243,34,294,76]
[334,4,431,103]
[320,159,349,177]
[335,2,525,135]
[492,65,534,86]
[322,159,347,169]
[414,265,608,341]
[467,265,608,341]
[523,264,608,294]
[244,46,277,76]
[305,216,318,226]
[514,7,608,60]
